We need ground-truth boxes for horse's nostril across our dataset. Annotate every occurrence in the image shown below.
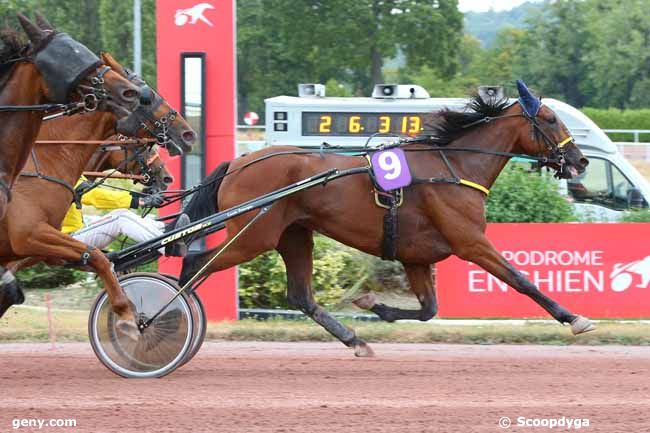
[163,176,174,184]
[182,130,196,143]
[580,158,589,167]
[122,88,139,101]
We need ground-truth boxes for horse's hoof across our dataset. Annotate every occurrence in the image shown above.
[571,315,595,335]
[352,293,377,310]
[353,342,375,358]
[0,273,24,319]
[116,319,140,342]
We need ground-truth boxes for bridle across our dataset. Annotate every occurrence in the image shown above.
[447,101,576,176]
[86,138,165,190]
[116,68,181,154]
[42,65,114,120]
[0,35,117,119]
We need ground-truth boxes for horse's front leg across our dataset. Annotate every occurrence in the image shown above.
[9,223,138,337]
[455,234,594,334]
[353,264,438,322]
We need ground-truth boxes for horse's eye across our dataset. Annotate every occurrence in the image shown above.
[548,116,557,124]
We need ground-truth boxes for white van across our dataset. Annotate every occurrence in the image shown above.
[543,99,649,220]
[265,85,650,220]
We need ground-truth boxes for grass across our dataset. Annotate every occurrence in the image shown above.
[2,306,650,345]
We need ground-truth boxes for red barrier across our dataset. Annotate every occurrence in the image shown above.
[436,223,650,318]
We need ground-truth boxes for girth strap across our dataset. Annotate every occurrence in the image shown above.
[20,149,80,207]
[381,198,399,261]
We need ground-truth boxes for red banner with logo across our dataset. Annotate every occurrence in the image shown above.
[156,0,237,321]
[436,223,650,318]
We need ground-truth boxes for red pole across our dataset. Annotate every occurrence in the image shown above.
[44,293,57,351]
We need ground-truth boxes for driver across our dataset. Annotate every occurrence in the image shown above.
[61,177,189,256]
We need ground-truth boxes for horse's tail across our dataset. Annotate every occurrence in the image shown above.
[177,161,231,286]
[183,160,230,222]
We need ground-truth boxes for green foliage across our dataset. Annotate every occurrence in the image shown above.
[237,0,463,117]
[581,108,650,142]
[621,210,650,222]
[99,0,157,86]
[486,164,576,222]
[463,2,542,48]
[239,235,408,310]
[16,263,85,289]
[239,236,355,309]
[0,0,156,86]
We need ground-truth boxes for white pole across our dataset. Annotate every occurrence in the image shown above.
[133,0,142,75]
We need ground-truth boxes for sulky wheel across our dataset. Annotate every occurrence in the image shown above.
[160,274,207,367]
[88,273,194,378]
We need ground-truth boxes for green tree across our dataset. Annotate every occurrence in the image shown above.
[237,0,464,116]
[581,0,650,108]
[487,164,576,223]
[99,0,157,86]
[512,0,590,107]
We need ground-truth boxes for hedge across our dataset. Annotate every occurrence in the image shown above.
[581,108,650,143]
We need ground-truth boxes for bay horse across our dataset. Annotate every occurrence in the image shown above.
[0,14,141,314]
[0,14,141,220]
[178,81,592,356]
[0,52,194,328]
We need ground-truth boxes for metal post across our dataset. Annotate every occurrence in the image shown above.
[634,131,639,143]
[133,0,142,75]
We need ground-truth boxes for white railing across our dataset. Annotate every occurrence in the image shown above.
[603,129,650,143]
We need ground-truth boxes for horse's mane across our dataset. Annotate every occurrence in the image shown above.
[0,27,28,91]
[424,94,512,146]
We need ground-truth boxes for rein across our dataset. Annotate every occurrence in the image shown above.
[19,139,155,208]
[161,107,574,205]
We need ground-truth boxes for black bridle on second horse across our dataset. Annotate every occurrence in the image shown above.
[115,68,182,156]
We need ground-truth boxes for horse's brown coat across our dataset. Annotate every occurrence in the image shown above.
[0,53,194,326]
[180,100,591,353]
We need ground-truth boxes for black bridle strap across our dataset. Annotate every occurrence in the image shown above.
[0,103,69,112]
[20,149,79,206]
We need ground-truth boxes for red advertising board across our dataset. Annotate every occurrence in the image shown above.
[436,223,650,318]
[156,0,237,321]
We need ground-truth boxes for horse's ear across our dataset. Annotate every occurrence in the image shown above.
[17,13,45,47]
[34,12,55,31]
[516,79,541,117]
[101,52,116,65]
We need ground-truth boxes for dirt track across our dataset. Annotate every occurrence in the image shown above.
[0,341,648,433]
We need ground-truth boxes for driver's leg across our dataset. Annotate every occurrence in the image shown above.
[71,209,162,250]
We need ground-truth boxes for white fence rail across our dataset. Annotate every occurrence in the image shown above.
[603,129,650,143]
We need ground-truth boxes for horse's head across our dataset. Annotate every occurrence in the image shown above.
[513,80,589,179]
[100,52,196,156]
[89,142,174,193]
[17,13,141,117]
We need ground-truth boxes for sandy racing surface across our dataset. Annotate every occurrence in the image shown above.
[0,341,649,432]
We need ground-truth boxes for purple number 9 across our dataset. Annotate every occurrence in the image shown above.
[378,151,402,180]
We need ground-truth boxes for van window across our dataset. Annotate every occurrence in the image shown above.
[567,157,637,210]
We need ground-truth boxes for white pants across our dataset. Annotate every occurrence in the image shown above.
[71,209,165,252]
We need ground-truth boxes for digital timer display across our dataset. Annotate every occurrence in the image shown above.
[302,112,427,136]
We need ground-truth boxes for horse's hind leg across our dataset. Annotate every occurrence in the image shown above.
[353,264,438,322]
[457,235,594,334]
[277,224,374,357]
